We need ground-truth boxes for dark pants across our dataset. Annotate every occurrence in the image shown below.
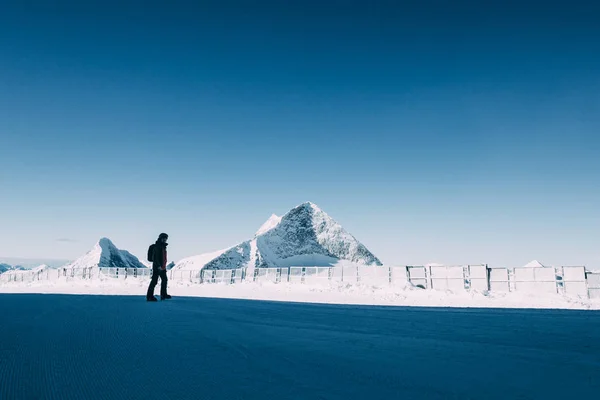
[147,268,168,298]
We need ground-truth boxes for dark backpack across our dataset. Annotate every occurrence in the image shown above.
[147,244,156,262]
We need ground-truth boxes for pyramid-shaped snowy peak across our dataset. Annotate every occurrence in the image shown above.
[522,260,547,268]
[174,202,382,271]
[64,238,146,269]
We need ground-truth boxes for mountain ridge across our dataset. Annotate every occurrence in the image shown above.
[174,202,381,272]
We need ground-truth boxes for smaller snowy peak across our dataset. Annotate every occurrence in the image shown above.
[0,257,70,269]
[0,263,27,274]
[0,264,48,275]
[64,238,146,269]
[255,214,282,236]
[522,260,546,268]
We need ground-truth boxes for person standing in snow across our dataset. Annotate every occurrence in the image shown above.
[146,233,171,301]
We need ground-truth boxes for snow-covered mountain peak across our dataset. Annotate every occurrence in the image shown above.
[174,202,382,271]
[290,201,321,213]
[255,214,282,236]
[256,201,382,268]
[64,238,146,269]
[97,237,114,249]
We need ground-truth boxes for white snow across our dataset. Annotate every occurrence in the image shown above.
[172,248,230,271]
[1,278,598,310]
[245,238,258,278]
[31,264,49,272]
[255,213,281,236]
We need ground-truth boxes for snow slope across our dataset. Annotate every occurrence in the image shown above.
[63,238,146,269]
[172,248,230,271]
[174,202,382,272]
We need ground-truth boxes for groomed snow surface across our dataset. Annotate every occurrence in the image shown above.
[1,279,599,310]
[1,294,599,400]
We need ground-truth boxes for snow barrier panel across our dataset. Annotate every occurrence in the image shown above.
[95,267,151,280]
[200,269,233,284]
[135,268,152,279]
[430,266,465,291]
[98,268,119,279]
[170,270,196,282]
[330,267,344,282]
[514,267,557,294]
[231,268,245,283]
[469,265,488,291]
[214,270,232,284]
[289,267,303,283]
[304,267,331,285]
[586,273,600,299]
[342,266,359,283]
[255,268,280,283]
[390,266,408,286]
[357,266,390,286]
[407,266,427,288]
[562,267,587,297]
[489,268,510,292]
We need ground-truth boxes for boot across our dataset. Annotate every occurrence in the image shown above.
[147,296,158,302]
[161,294,172,300]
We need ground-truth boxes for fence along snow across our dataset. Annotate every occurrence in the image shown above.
[430,266,465,291]
[303,267,330,284]
[3,265,600,300]
[288,267,304,283]
[407,266,427,288]
[390,266,409,286]
[200,269,232,284]
[342,266,359,283]
[513,267,557,294]
[468,265,489,291]
[357,266,390,286]
[255,268,281,283]
[489,268,510,292]
[561,267,587,297]
[586,272,600,299]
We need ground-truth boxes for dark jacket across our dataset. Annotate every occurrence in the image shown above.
[152,241,168,270]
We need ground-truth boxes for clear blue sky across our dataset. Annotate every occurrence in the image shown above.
[1,1,599,268]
